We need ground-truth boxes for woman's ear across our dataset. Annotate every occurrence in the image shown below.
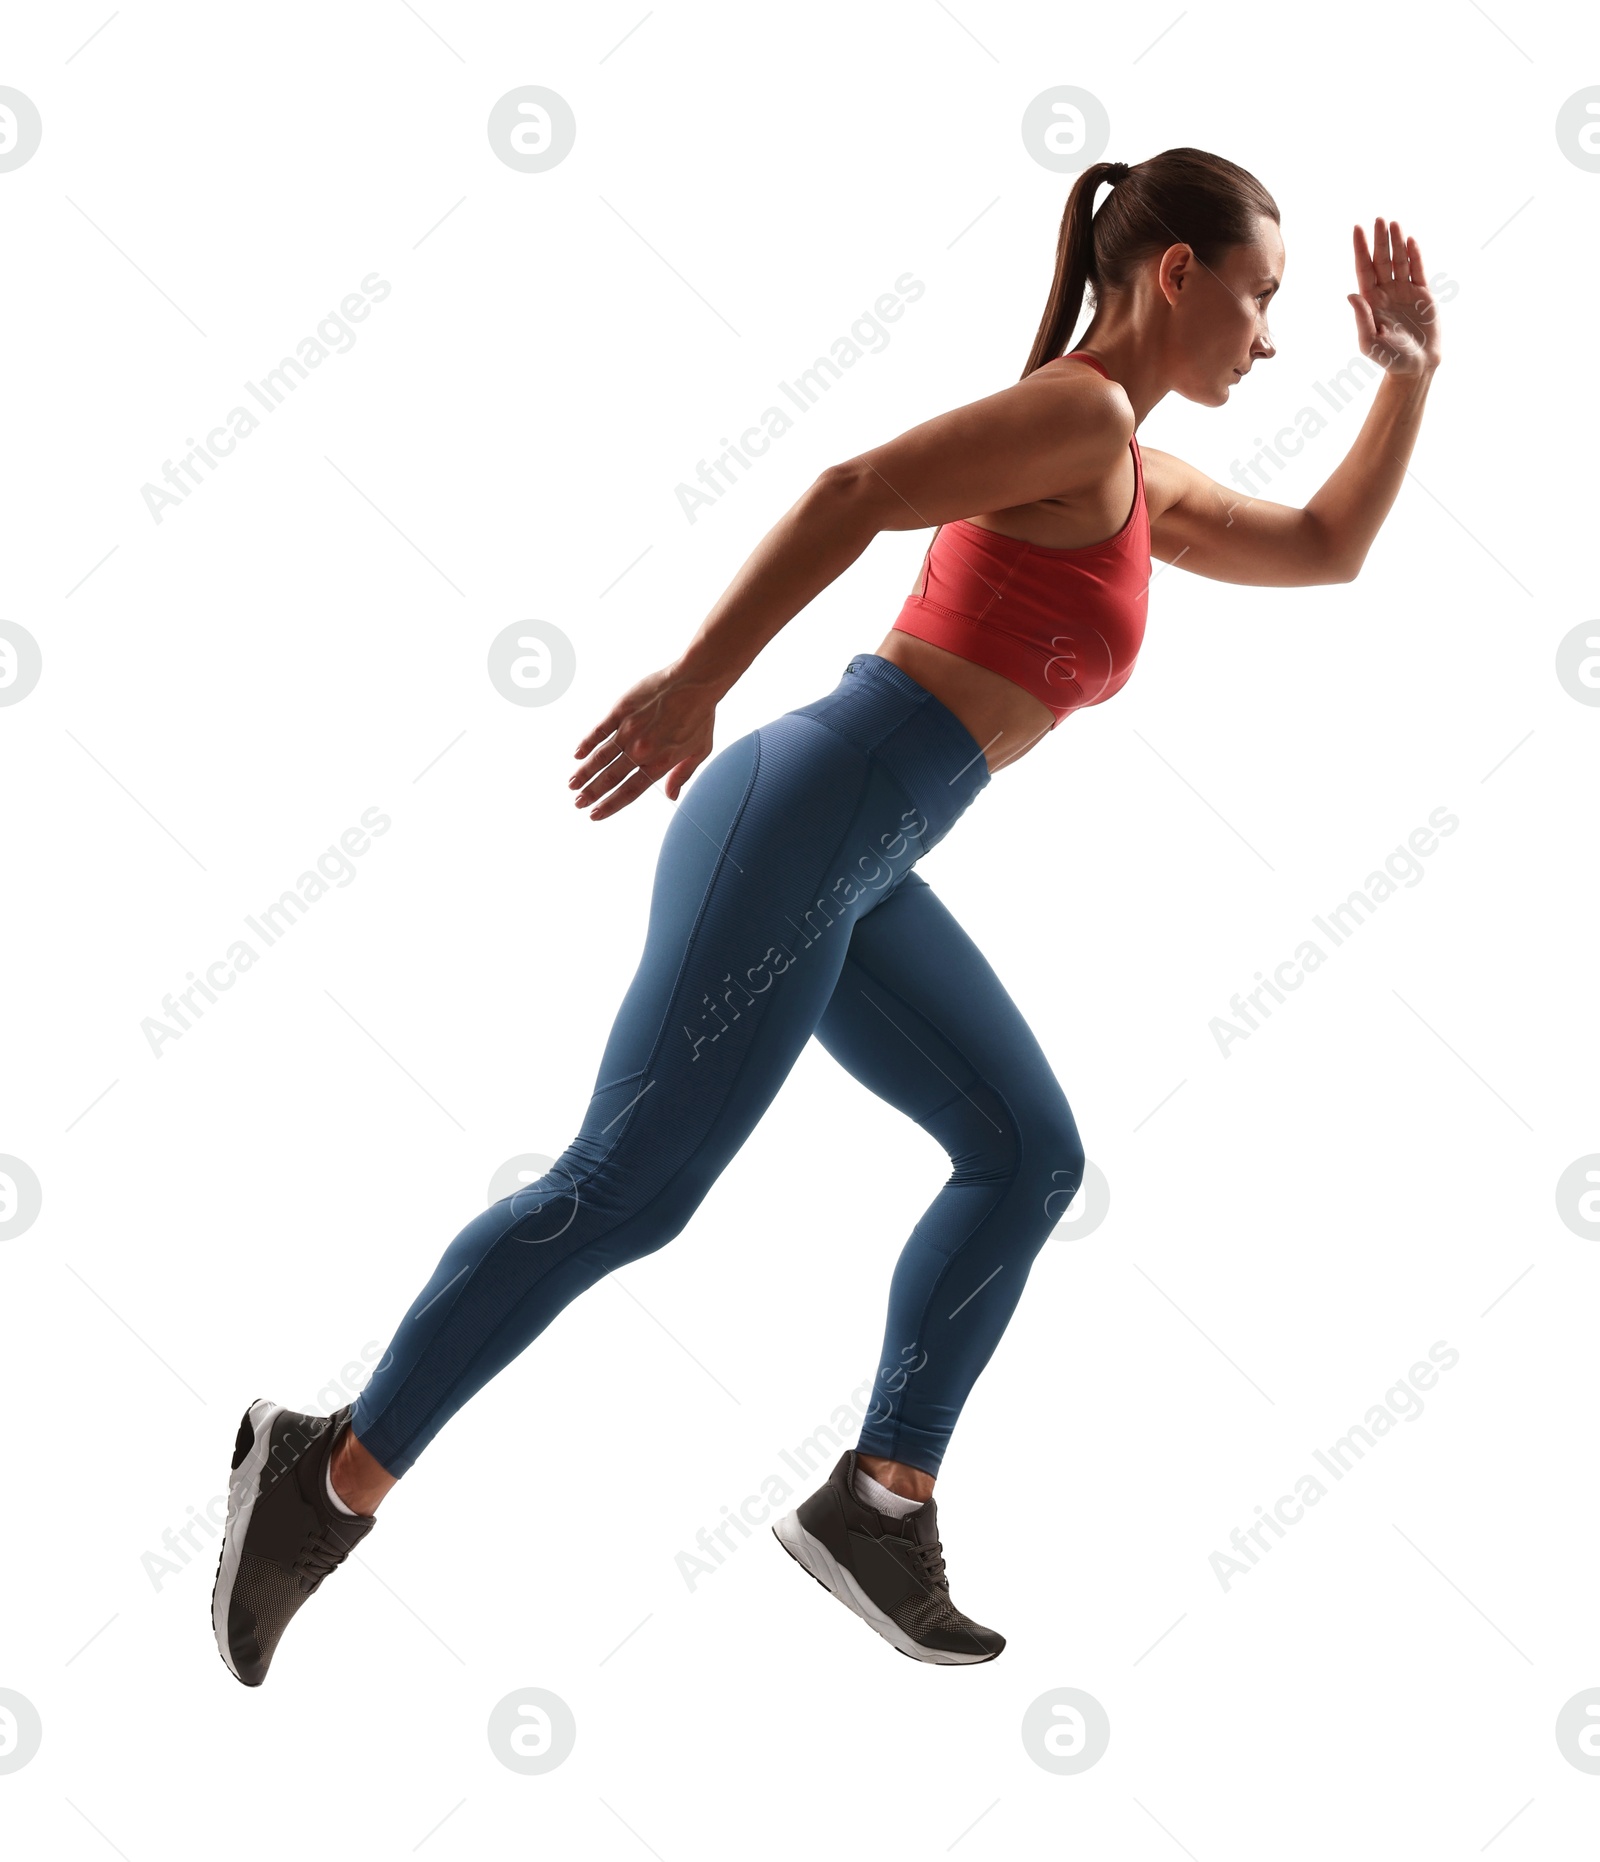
[1157,242,1191,307]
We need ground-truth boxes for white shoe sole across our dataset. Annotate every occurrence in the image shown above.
[211,1398,283,1681]
[771,1507,995,1665]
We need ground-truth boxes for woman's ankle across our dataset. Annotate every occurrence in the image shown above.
[329,1422,398,1515]
[855,1452,936,1502]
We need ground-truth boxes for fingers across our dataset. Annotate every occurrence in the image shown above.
[571,747,641,810]
[587,765,658,822]
[573,708,623,759]
[569,733,632,791]
[1357,217,1423,291]
[662,756,705,801]
[1352,221,1376,291]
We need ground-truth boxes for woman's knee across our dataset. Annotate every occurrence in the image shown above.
[945,1076,1083,1199]
[983,1063,1078,1205]
[1006,1077,1081,1225]
[498,1158,705,1275]
[1038,1111,1086,1227]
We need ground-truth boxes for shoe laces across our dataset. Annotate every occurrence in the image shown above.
[906,1532,948,1592]
[297,1522,354,1590]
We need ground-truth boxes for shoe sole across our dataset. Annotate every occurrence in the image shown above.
[210,1398,282,1685]
[770,1508,997,1665]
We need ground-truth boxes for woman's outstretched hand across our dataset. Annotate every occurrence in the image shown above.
[1348,217,1442,377]
[569,662,720,821]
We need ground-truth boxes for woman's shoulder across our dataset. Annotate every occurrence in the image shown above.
[1028,352,1135,434]
[1021,355,1136,484]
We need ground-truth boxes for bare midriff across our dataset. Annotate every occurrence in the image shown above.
[870,352,1145,778]
[871,628,1055,776]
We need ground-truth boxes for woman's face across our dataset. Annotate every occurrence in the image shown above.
[1163,215,1285,406]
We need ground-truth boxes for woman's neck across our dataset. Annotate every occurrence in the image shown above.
[1071,320,1167,426]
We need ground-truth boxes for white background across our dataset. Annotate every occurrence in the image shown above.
[2,1,1596,1854]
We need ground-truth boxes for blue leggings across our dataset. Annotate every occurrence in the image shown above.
[352,654,1086,1479]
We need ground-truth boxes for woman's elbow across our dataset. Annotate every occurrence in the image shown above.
[810,461,893,537]
[1329,547,1367,585]
[1307,515,1362,584]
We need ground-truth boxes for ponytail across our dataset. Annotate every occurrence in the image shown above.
[1020,148,1279,379]
[1020,161,1128,379]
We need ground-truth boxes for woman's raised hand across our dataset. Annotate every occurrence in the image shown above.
[1348,217,1442,377]
[569,662,720,821]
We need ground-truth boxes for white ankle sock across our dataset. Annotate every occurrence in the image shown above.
[324,1448,359,1517]
[852,1464,925,1518]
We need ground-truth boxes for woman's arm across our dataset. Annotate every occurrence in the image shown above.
[571,367,1130,819]
[1146,217,1442,587]
[669,364,1131,692]
[1145,367,1437,585]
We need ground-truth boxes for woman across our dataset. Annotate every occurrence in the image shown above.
[212,148,1441,1679]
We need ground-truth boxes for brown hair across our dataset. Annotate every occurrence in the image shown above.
[1021,147,1279,378]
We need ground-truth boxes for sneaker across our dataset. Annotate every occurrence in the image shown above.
[211,1399,375,1687]
[771,1448,1005,1664]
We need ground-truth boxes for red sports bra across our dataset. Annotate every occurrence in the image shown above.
[891,352,1151,729]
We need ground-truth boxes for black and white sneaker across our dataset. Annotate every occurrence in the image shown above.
[211,1399,375,1687]
[772,1448,1005,1664]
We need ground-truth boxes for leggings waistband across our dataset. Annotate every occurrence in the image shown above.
[787,653,991,849]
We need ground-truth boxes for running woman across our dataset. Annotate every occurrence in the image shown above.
[213,148,1441,1679]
